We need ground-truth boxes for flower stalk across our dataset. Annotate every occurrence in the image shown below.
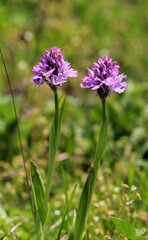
[73,98,108,240]
[42,89,61,224]
[93,98,108,170]
[45,90,59,200]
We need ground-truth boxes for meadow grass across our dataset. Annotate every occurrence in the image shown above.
[0,0,148,239]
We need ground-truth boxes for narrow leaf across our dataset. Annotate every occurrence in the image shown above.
[35,214,44,240]
[110,216,136,238]
[74,168,94,240]
[57,183,77,240]
[31,161,46,225]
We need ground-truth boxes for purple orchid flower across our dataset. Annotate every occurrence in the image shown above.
[32,46,78,89]
[80,56,128,99]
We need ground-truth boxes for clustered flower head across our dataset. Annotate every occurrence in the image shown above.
[80,56,128,99]
[32,46,78,89]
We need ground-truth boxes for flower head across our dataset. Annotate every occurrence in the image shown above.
[32,46,78,89]
[80,56,128,99]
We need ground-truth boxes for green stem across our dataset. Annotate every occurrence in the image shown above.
[73,99,108,240]
[54,89,59,135]
[93,98,108,174]
[88,98,108,218]
[36,217,44,240]
[42,90,59,223]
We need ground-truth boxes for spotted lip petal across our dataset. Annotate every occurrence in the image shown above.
[80,56,128,98]
[32,46,78,88]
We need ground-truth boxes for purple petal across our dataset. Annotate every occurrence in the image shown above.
[80,55,128,97]
[32,46,78,88]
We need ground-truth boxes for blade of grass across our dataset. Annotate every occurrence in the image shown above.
[57,183,77,240]
[0,49,34,214]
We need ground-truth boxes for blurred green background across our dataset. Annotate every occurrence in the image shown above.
[0,0,148,239]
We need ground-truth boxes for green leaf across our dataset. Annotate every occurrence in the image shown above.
[31,161,46,225]
[110,216,136,239]
[57,183,77,240]
[35,214,45,240]
[74,168,94,240]
[136,228,146,237]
